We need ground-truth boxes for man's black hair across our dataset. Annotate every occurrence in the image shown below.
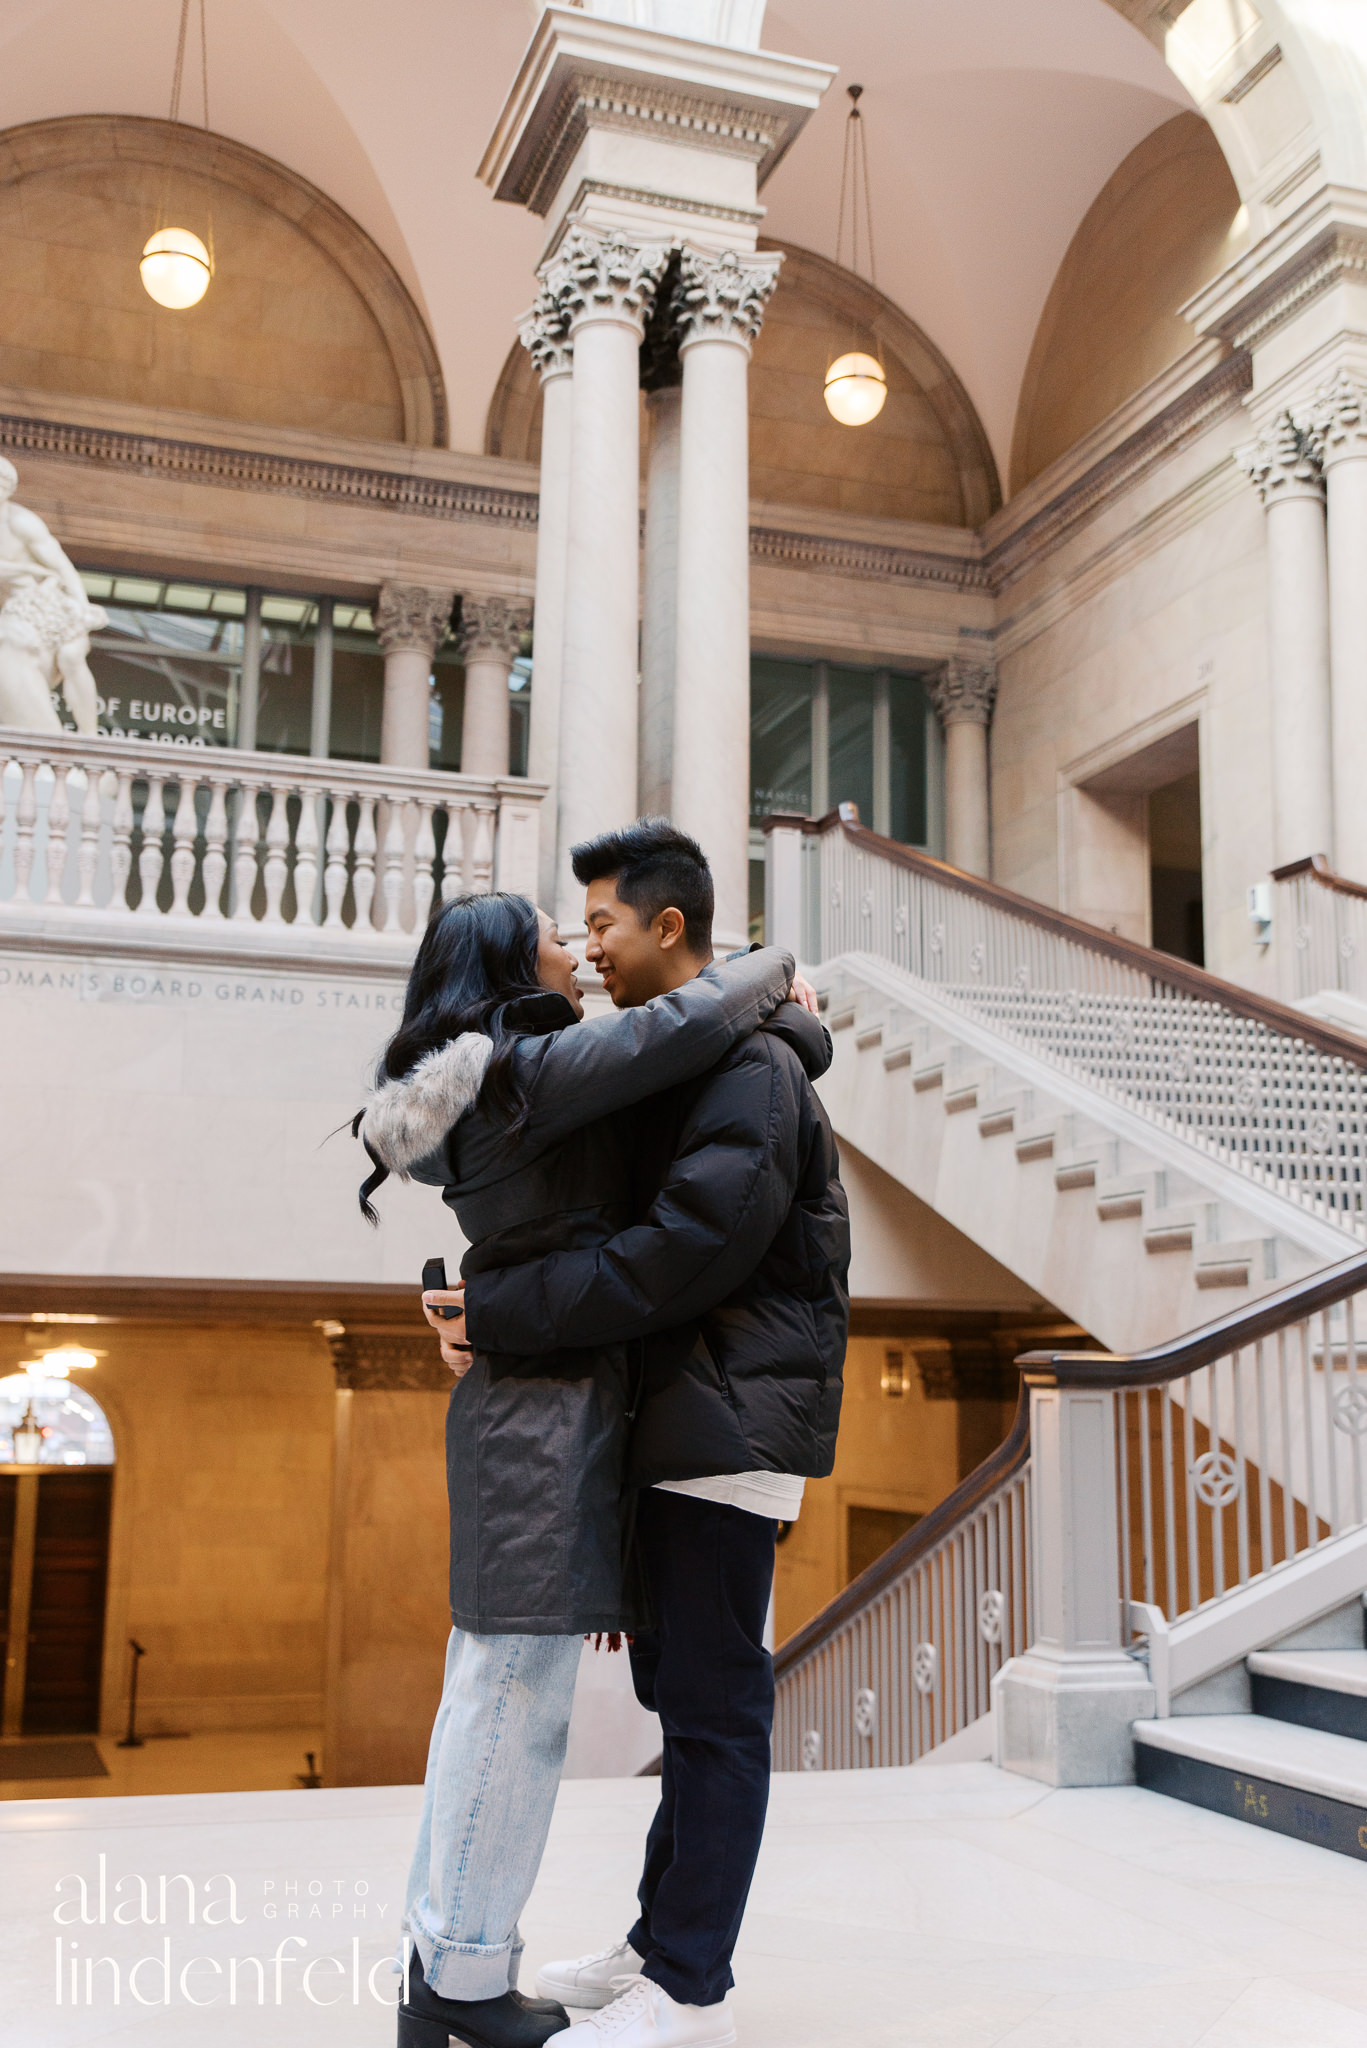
[571,817,714,953]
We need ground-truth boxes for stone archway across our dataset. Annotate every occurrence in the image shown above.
[0,115,447,446]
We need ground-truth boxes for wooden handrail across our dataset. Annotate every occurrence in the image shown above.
[1018,1247,1367,1390]
[773,1382,1031,1678]
[786,811,1367,1069]
[1271,852,1367,902]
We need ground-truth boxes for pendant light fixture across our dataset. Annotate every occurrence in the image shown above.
[824,84,887,428]
[141,0,214,310]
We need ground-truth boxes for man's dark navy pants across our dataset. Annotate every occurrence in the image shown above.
[626,1486,777,2010]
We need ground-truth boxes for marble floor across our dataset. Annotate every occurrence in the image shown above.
[7,1760,1367,2047]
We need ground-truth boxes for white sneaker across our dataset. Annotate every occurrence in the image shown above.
[551,1976,736,2046]
[537,1939,644,2009]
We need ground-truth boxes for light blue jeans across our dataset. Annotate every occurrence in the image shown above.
[404,1628,583,2001]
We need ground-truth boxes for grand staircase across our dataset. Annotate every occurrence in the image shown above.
[764,811,1367,1861]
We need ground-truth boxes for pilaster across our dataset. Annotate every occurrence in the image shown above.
[930,658,996,878]
[375,583,454,771]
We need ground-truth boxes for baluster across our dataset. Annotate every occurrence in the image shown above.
[260,781,290,925]
[202,777,230,917]
[352,796,378,929]
[230,784,260,921]
[43,764,72,905]
[14,759,44,899]
[379,798,407,933]
[293,785,320,926]
[470,801,495,894]
[442,801,470,902]
[74,769,100,907]
[137,774,167,915]
[109,770,135,910]
[168,776,198,915]
[322,793,349,926]
[412,800,437,929]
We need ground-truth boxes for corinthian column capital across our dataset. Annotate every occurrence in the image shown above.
[673,245,784,350]
[518,284,573,380]
[456,595,532,666]
[375,583,455,659]
[543,223,671,338]
[930,657,997,729]
[1237,410,1324,505]
[1306,368,1367,465]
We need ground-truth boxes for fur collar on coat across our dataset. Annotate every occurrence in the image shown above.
[358,1034,493,1176]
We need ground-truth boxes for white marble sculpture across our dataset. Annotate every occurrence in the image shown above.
[0,456,106,735]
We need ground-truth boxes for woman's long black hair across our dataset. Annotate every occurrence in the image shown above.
[357,890,544,1221]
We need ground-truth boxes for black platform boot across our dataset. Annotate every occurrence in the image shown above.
[396,1943,569,2048]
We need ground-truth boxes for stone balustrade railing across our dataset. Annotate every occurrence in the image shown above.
[0,729,544,960]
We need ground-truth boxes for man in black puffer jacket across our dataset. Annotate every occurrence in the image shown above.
[456,820,849,2048]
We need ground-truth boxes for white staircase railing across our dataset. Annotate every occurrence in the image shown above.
[1272,853,1367,1007]
[773,1400,1031,1771]
[766,812,1367,1232]
[0,728,544,954]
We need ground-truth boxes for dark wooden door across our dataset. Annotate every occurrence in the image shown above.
[0,1476,14,1690]
[23,1471,112,1734]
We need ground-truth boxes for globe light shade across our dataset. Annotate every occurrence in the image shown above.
[824,351,887,426]
[140,227,212,309]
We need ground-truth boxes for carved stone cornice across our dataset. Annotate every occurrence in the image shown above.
[326,1324,452,1392]
[456,594,532,666]
[930,657,997,729]
[0,411,539,530]
[518,74,782,219]
[1306,368,1367,466]
[541,223,672,337]
[748,525,990,592]
[1236,409,1325,506]
[518,284,573,381]
[674,245,783,351]
[375,583,455,658]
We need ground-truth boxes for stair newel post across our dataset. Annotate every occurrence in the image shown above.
[992,1358,1155,1786]
[763,815,806,960]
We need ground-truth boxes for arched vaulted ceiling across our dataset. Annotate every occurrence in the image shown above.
[0,0,1356,497]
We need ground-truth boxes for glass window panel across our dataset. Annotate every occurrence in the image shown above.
[827,665,875,826]
[262,596,312,624]
[210,589,246,616]
[79,572,113,599]
[163,585,214,611]
[888,670,930,846]
[750,658,812,823]
[112,578,163,605]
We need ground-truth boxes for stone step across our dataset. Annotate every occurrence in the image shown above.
[1014,1118,1057,1163]
[1248,1650,1367,1743]
[1194,1238,1271,1289]
[1133,1712,1367,1862]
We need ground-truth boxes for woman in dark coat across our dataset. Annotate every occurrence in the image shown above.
[355,890,793,2048]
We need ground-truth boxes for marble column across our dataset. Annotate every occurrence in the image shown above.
[672,246,782,943]
[456,596,532,781]
[375,584,454,770]
[930,658,997,877]
[1309,371,1367,878]
[518,290,574,907]
[551,225,670,924]
[1239,412,1331,868]
[639,376,682,821]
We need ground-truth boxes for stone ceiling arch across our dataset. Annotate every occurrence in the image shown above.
[0,114,447,445]
[487,239,1000,529]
